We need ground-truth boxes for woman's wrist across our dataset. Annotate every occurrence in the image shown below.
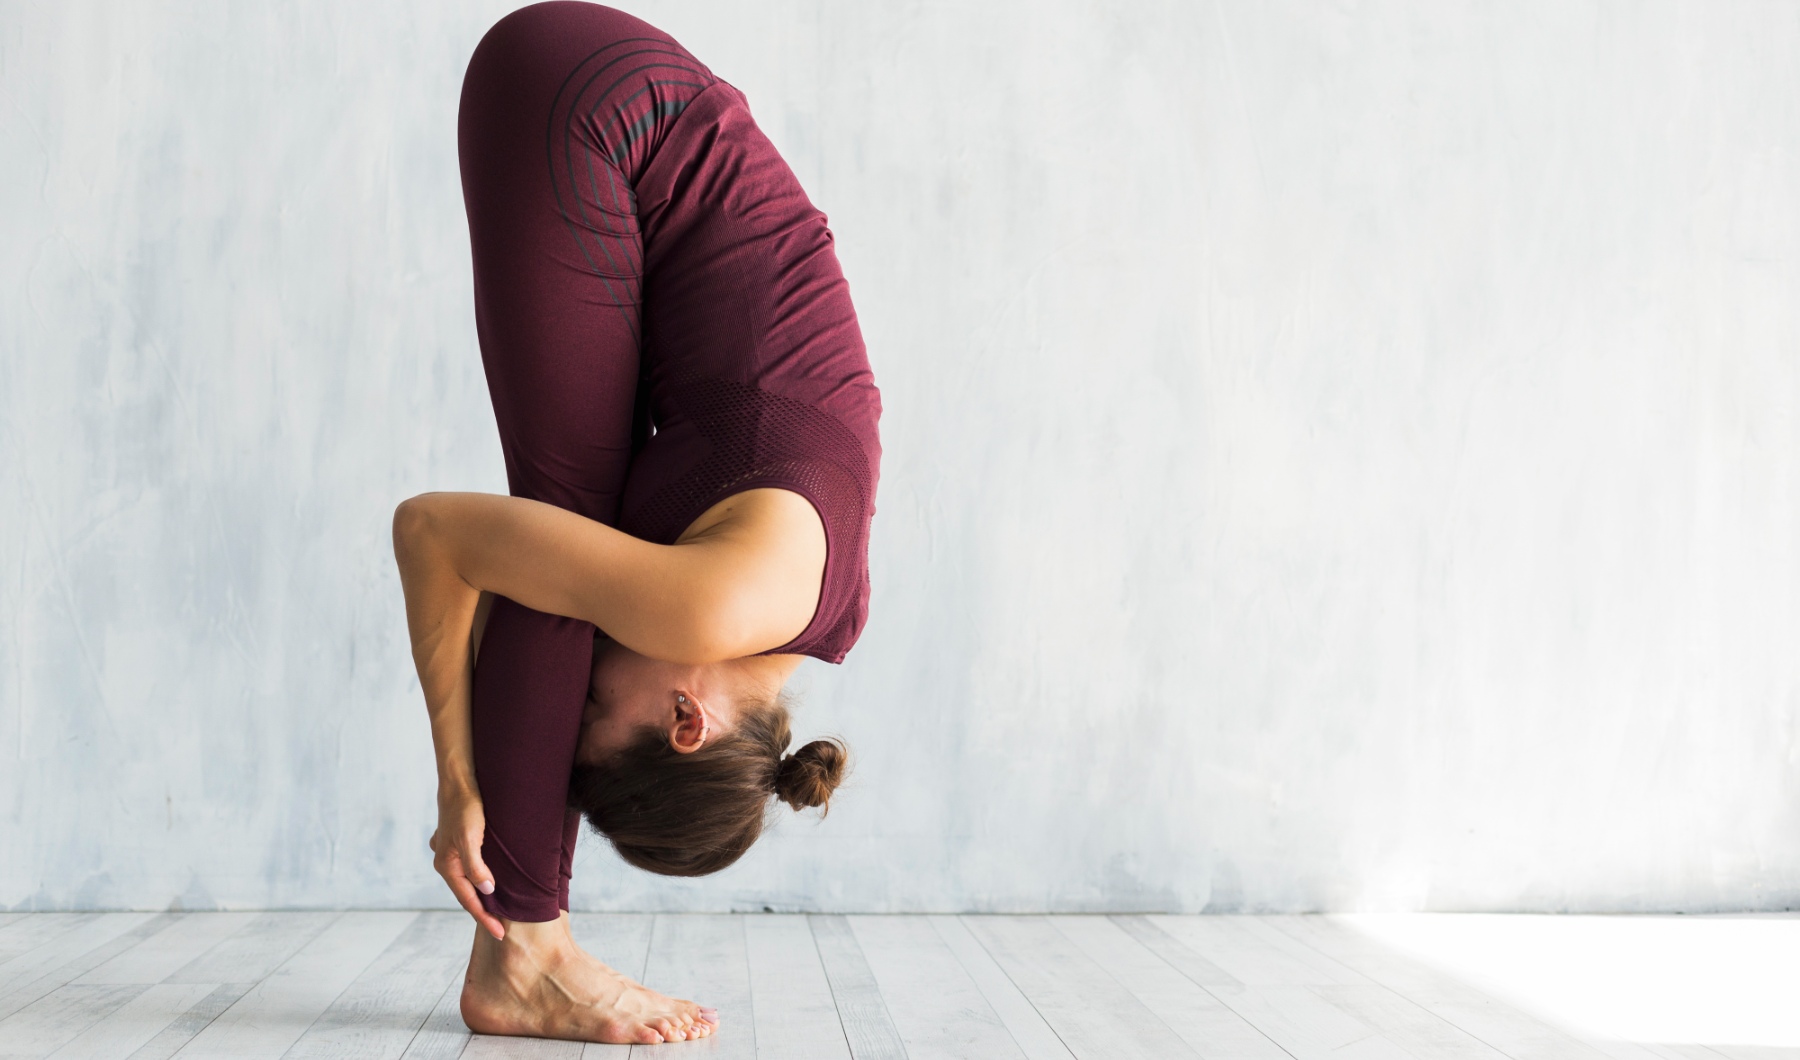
[437,768,479,804]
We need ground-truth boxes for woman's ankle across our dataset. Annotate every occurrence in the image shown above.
[479,913,574,962]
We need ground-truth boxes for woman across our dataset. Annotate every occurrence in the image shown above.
[392,2,880,1045]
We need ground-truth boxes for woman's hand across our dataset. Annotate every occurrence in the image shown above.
[396,497,503,941]
[431,789,506,940]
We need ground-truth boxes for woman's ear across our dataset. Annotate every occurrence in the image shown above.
[669,692,710,754]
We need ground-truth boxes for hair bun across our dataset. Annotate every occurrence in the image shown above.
[774,737,847,813]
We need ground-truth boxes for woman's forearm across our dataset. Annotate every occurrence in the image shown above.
[386,490,820,665]
[393,497,483,801]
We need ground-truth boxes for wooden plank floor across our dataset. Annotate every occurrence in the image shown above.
[0,913,1789,1059]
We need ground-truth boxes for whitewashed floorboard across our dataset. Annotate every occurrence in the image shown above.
[0,916,99,967]
[397,978,470,1060]
[808,916,903,1060]
[1640,1046,1737,1060]
[1311,984,1513,1060]
[44,982,219,1060]
[1052,916,1286,1060]
[573,914,655,1060]
[0,983,145,1057]
[1545,1039,1701,1060]
[964,916,1195,1060]
[76,916,258,986]
[629,915,754,1060]
[1235,919,1379,985]
[1109,916,1240,990]
[1266,916,1613,1060]
[125,984,254,1060]
[1148,917,1360,988]
[1126,917,1410,1060]
[173,911,415,1060]
[0,915,169,1022]
[461,1035,581,1059]
[1203,984,1416,1060]
[848,915,1023,1060]
[0,916,156,993]
[284,912,470,1060]
[742,915,847,1060]
[163,912,339,986]
[928,917,1072,1060]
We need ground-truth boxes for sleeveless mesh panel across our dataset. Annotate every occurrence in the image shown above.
[632,377,873,662]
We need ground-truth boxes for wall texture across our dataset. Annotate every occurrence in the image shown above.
[3,0,1798,914]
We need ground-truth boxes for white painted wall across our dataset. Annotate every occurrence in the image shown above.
[4,0,1797,914]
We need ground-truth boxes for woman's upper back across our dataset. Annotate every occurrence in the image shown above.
[508,1,881,663]
[619,80,882,665]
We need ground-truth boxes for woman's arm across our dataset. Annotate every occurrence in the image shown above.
[391,487,820,935]
[391,505,504,938]
[393,489,825,665]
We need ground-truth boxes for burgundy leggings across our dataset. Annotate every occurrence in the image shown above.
[457,3,718,922]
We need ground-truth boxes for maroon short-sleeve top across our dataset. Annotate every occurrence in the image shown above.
[611,81,881,664]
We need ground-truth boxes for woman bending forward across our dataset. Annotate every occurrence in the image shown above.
[392,2,880,1044]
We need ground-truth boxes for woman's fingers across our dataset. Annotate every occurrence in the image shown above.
[445,868,500,933]
[432,797,501,938]
[437,845,506,940]
[459,830,496,896]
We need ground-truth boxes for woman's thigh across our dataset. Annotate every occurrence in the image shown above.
[459,3,718,516]
[452,0,718,922]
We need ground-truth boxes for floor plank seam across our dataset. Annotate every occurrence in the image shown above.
[1280,924,1517,1060]
[1114,915,1302,1060]
[952,917,1083,1060]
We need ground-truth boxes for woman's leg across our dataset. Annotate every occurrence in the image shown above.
[451,4,720,1044]
[458,0,712,924]
[460,20,634,924]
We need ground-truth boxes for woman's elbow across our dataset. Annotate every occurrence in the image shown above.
[391,494,443,564]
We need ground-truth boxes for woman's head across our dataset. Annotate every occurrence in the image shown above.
[570,638,848,876]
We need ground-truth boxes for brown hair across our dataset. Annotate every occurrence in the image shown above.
[567,698,848,877]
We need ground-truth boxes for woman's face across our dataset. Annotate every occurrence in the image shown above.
[575,638,737,765]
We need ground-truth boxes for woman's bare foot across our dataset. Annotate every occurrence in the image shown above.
[460,914,718,1044]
